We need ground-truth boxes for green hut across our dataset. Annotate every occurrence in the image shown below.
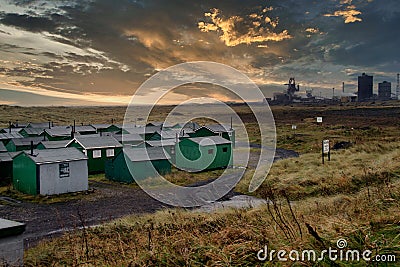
[67,136,122,173]
[189,124,235,148]
[5,137,43,152]
[175,136,232,172]
[91,124,121,134]
[37,140,69,150]
[18,128,45,138]
[0,132,23,145]
[12,148,88,195]
[105,146,171,183]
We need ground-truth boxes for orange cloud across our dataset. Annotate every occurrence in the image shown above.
[325,3,362,23]
[198,8,291,47]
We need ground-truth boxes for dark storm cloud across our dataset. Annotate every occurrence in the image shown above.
[0,0,399,104]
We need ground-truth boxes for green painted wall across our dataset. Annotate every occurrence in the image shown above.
[5,142,16,152]
[13,153,37,195]
[105,151,171,183]
[175,139,232,172]
[68,142,121,173]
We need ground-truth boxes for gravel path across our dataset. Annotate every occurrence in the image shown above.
[0,147,298,248]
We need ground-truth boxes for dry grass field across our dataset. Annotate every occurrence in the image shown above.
[1,103,400,266]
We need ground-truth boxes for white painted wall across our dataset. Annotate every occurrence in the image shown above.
[39,160,88,195]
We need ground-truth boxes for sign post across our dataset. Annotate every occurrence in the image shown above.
[322,139,330,164]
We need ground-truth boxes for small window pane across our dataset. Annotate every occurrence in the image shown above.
[223,147,228,152]
[106,149,114,157]
[208,149,214,154]
[93,150,102,158]
[59,163,70,178]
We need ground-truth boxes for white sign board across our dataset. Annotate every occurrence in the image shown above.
[292,125,297,130]
[323,140,330,153]
[317,117,323,123]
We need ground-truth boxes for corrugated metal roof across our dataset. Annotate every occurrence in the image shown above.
[113,133,143,143]
[173,122,201,130]
[75,125,96,133]
[146,139,176,147]
[123,126,160,135]
[45,127,72,137]
[123,146,171,162]
[71,136,122,149]
[23,147,87,164]
[0,152,12,162]
[187,136,232,146]
[10,137,44,146]
[20,128,45,135]
[0,132,23,140]
[27,122,51,128]
[1,128,21,133]
[156,129,190,139]
[204,124,233,133]
[0,142,7,152]
[38,140,69,149]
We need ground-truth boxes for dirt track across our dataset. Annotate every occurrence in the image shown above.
[0,148,298,248]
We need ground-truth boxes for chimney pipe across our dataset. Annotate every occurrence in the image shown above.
[342,82,345,93]
[9,121,11,133]
[176,133,178,143]
[230,117,233,130]
[71,129,74,139]
[52,121,54,127]
[73,120,76,134]
[48,121,51,129]
[30,141,34,156]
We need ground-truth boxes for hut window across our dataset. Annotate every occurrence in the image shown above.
[222,147,228,153]
[170,146,175,155]
[106,149,115,157]
[59,163,70,178]
[93,150,101,158]
[208,149,214,154]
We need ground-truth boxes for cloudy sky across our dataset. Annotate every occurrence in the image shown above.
[0,0,399,106]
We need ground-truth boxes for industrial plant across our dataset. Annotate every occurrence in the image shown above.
[266,73,400,105]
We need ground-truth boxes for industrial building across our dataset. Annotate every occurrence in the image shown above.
[378,81,392,100]
[105,146,171,183]
[12,147,88,195]
[358,73,373,101]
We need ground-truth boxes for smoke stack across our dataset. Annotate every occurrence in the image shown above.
[30,141,34,156]
[230,117,233,130]
[342,82,345,93]
[73,120,76,134]
[71,129,74,139]
[48,121,51,129]
[8,121,11,133]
